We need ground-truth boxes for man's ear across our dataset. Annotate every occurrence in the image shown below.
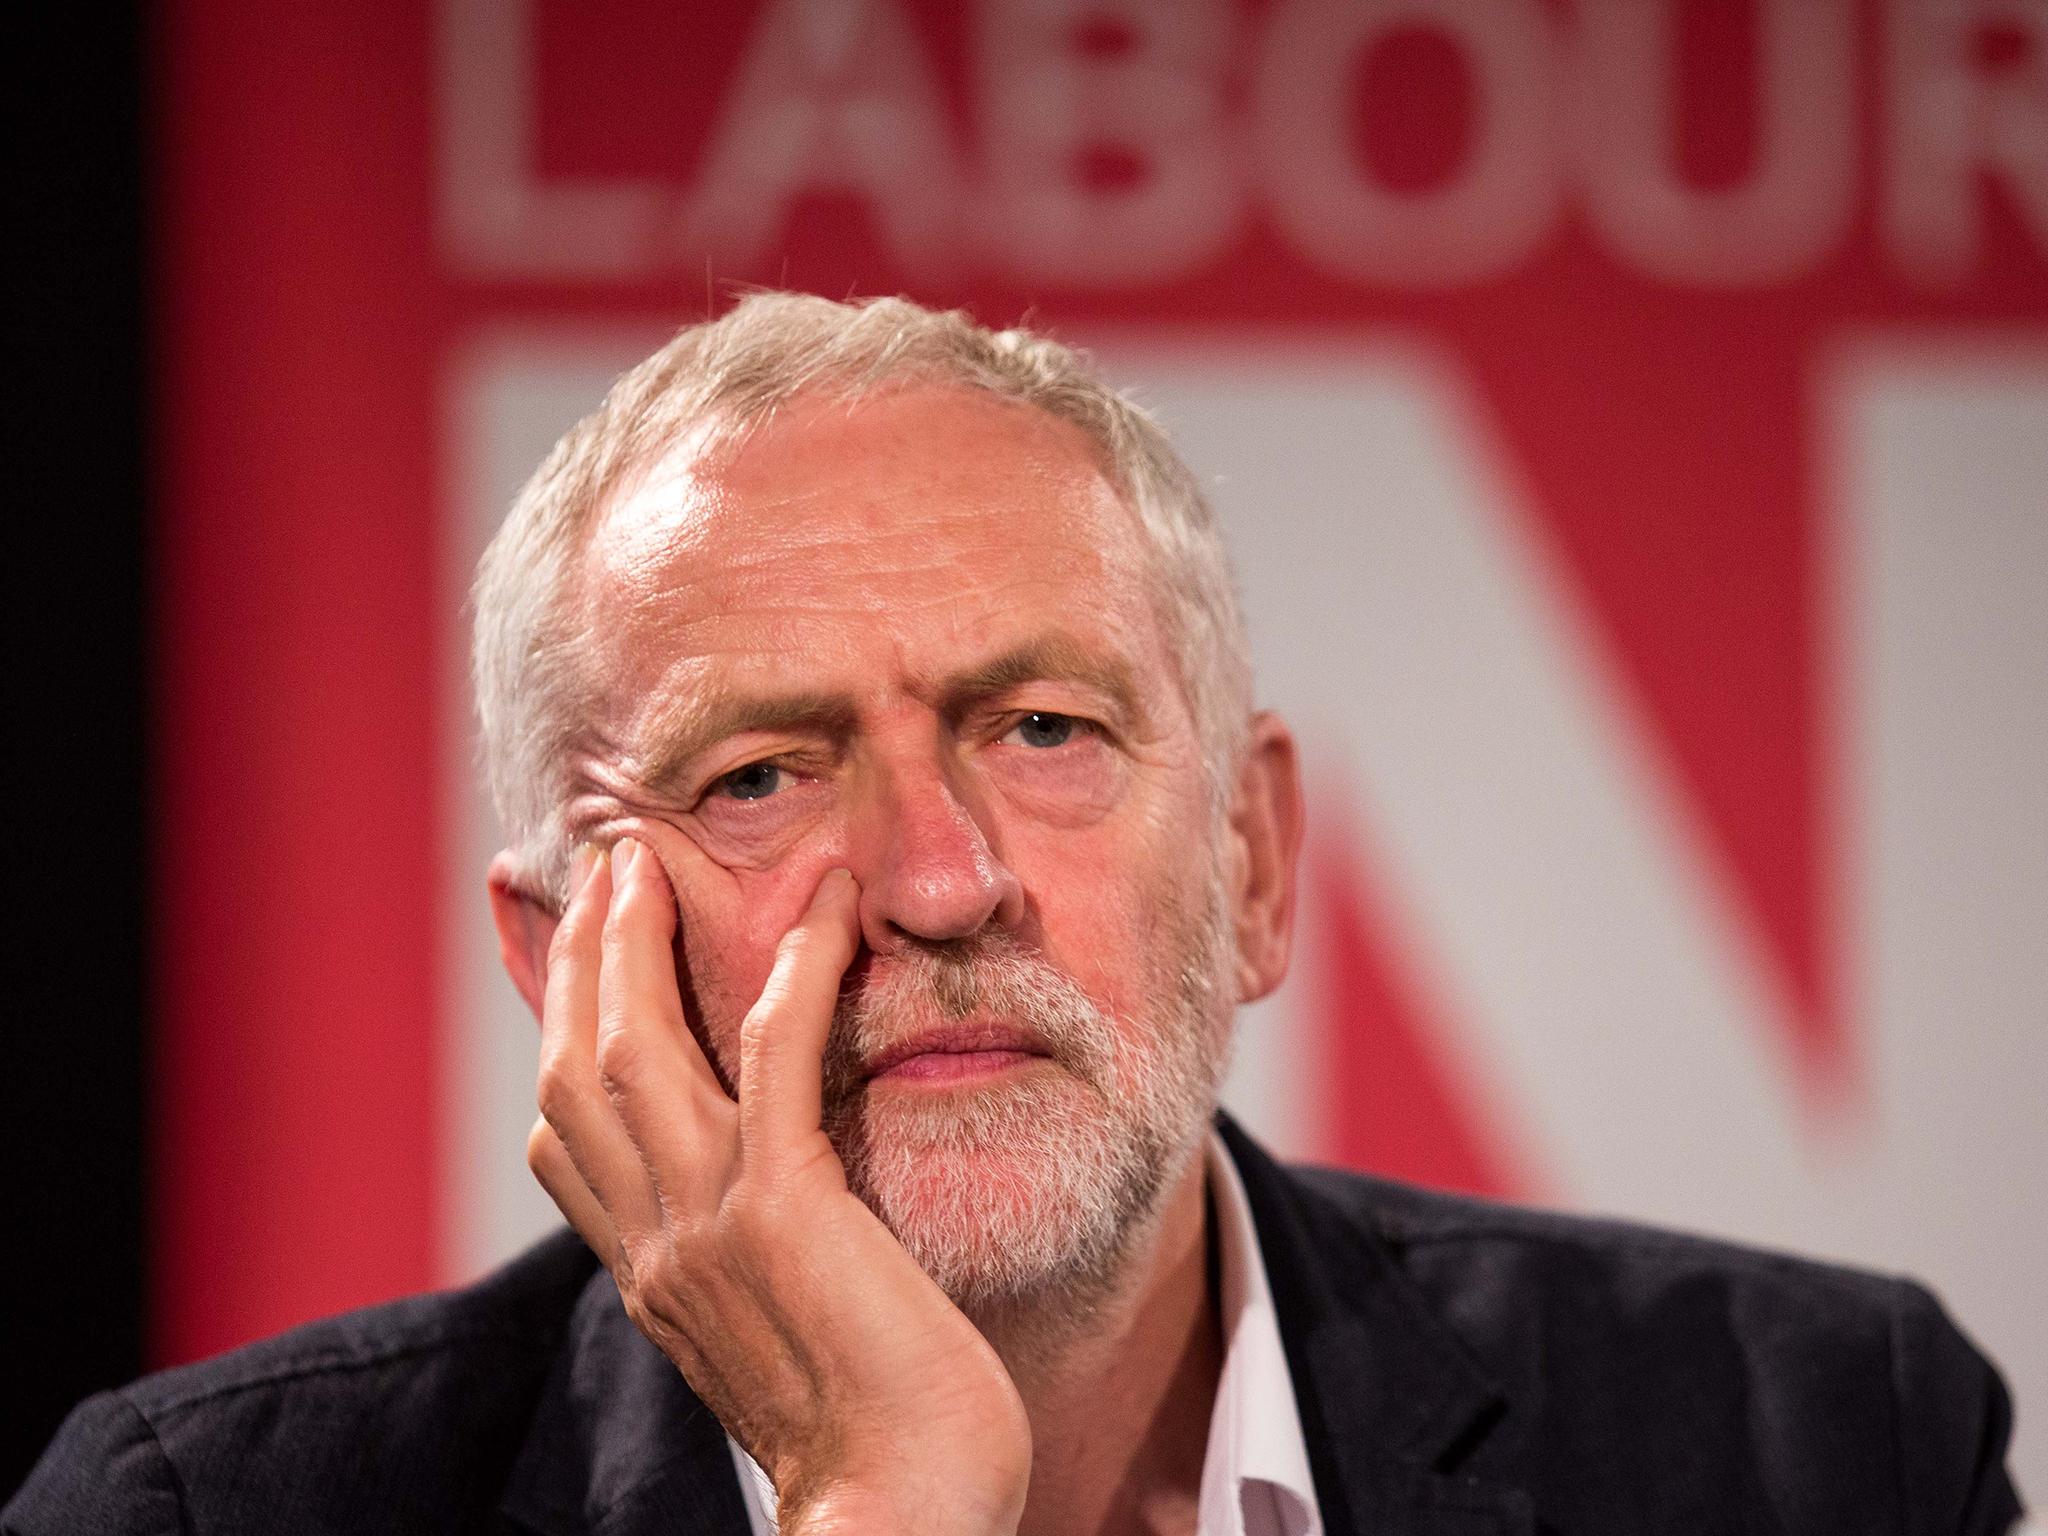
[1226,712,1306,1005]
[488,851,560,1024]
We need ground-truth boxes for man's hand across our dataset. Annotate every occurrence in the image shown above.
[525,838,1031,1535]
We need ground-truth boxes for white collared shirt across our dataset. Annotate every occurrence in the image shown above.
[728,1132,1325,1536]
[1196,1131,1324,1536]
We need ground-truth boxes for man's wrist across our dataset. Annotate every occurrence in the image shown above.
[780,1466,1026,1536]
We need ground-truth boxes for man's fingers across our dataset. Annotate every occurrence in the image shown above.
[597,837,735,1189]
[536,846,662,1232]
[526,1116,624,1273]
[738,867,861,1155]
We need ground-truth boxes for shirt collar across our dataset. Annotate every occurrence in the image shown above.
[1199,1129,1325,1536]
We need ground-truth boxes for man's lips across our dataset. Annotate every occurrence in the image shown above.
[862,1024,1053,1083]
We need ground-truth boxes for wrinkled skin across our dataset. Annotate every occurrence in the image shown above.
[487,386,1304,1535]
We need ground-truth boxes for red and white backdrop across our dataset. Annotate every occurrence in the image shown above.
[157,0,2046,1494]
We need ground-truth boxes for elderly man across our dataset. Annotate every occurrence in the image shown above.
[9,295,2024,1535]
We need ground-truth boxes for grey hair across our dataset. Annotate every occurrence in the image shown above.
[472,293,1252,906]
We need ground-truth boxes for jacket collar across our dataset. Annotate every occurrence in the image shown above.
[1217,1116,1530,1536]
[501,1118,1529,1535]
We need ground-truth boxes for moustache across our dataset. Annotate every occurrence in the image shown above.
[819,930,1119,1107]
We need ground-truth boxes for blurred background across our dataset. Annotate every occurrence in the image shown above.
[11,0,2044,1504]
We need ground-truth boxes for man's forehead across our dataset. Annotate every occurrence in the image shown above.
[584,385,1142,596]
[570,385,1182,749]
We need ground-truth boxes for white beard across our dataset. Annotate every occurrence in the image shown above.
[820,877,1235,1314]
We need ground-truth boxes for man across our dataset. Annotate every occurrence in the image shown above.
[9,295,2025,1534]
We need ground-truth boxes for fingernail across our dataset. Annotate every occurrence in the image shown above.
[570,842,604,896]
[613,837,640,883]
[811,867,852,906]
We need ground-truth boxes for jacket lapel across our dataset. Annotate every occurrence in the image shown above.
[1220,1117,1534,1536]
[499,1261,753,1535]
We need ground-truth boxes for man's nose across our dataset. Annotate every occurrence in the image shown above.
[851,753,1024,954]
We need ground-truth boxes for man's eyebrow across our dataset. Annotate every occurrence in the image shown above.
[634,688,858,792]
[938,635,1143,723]
[629,637,1140,791]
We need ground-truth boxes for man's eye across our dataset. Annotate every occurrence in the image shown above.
[1001,712,1083,749]
[711,762,790,801]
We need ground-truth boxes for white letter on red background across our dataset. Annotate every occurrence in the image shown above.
[977,0,1242,284]
[1885,0,2048,282]
[1255,0,1561,286]
[678,0,963,275]
[1577,0,1856,286]
[437,0,669,277]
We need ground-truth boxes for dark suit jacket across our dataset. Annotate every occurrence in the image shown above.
[7,1120,2025,1534]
